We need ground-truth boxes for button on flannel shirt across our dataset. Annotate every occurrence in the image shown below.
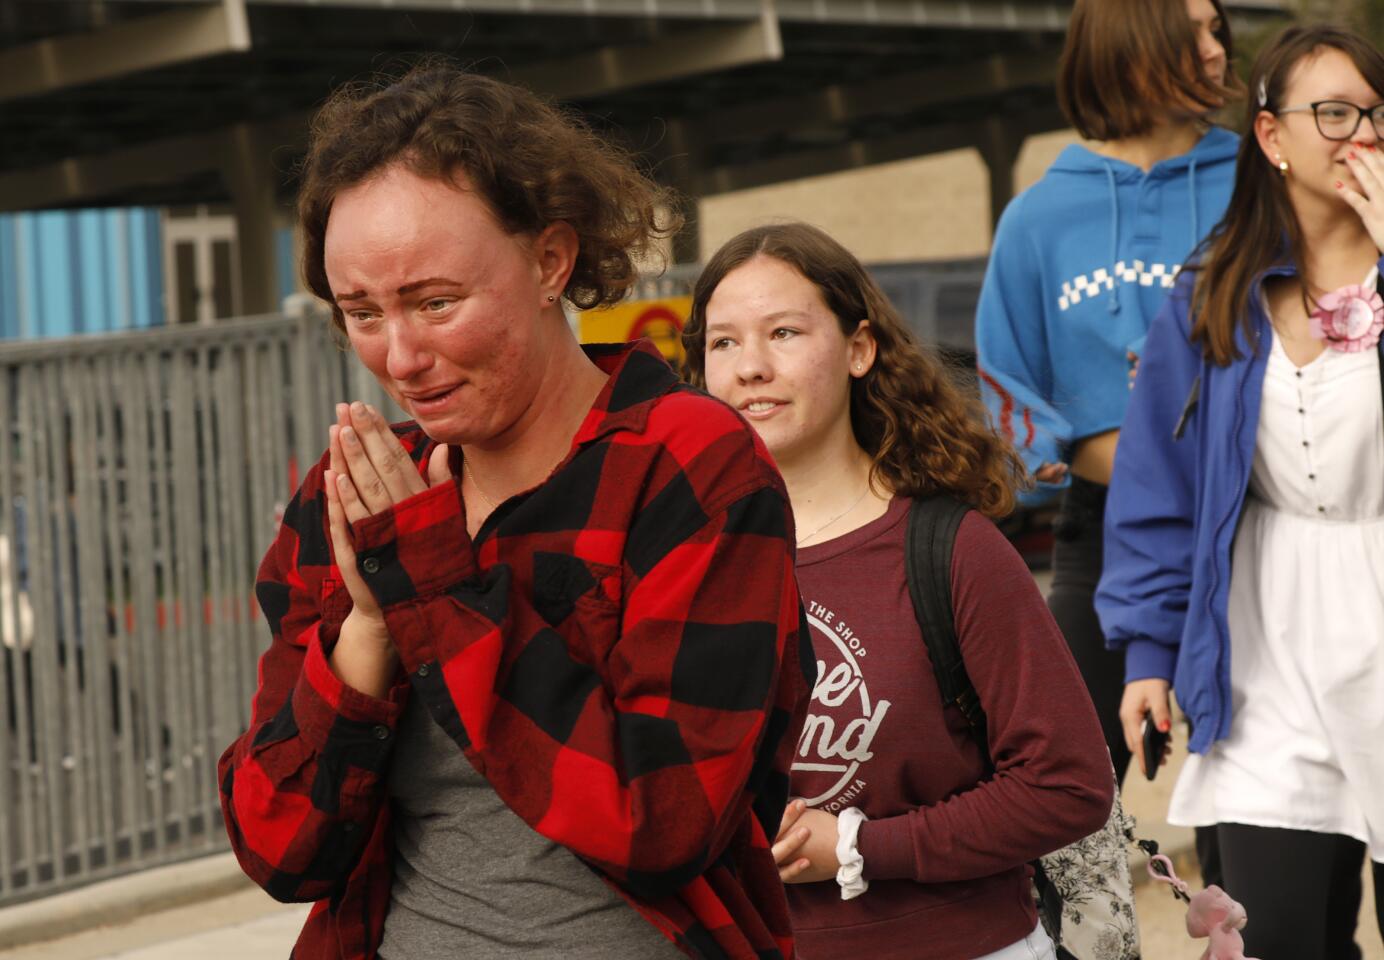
[219,341,814,959]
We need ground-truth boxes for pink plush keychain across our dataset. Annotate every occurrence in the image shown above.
[1144,847,1261,960]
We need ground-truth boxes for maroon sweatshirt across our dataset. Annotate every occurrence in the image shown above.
[788,497,1114,960]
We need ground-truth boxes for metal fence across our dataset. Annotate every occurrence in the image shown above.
[0,309,395,906]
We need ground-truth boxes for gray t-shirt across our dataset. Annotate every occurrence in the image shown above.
[378,695,683,960]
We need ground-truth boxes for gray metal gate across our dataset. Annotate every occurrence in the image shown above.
[0,310,393,906]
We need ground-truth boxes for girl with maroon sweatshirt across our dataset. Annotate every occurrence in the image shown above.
[685,222,1115,960]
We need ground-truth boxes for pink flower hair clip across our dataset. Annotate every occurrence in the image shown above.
[1310,283,1384,353]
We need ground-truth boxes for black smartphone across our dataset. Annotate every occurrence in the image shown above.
[1141,714,1169,781]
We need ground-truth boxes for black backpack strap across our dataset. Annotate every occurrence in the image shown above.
[905,495,1066,944]
[903,495,988,753]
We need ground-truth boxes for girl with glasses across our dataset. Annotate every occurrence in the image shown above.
[973,0,1239,805]
[1098,24,1384,957]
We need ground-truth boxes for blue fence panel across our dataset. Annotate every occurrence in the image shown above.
[37,213,75,337]
[0,218,18,339]
[0,209,165,339]
[76,211,105,335]
[131,210,163,331]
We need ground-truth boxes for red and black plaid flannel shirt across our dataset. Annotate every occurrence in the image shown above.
[219,340,813,959]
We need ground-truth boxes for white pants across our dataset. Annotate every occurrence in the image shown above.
[972,921,1057,960]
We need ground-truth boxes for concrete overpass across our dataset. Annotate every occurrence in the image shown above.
[1,0,1290,313]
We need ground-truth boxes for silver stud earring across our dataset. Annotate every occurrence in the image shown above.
[1277,155,1290,176]
[546,295,556,303]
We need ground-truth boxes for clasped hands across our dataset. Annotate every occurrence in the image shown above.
[772,799,842,884]
[323,401,452,633]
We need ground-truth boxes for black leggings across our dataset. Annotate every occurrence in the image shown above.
[1046,477,1131,783]
[1218,823,1383,960]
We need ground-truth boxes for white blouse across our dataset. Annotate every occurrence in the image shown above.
[1168,319,1384,863]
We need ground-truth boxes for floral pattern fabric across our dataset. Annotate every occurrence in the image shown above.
[1038,780,1140,960]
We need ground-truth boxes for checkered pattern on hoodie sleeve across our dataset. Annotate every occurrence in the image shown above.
[218,341,814,960]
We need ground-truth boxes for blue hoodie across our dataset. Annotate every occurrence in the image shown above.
[975,127,1239,497]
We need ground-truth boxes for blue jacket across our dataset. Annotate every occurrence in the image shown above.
[1095,257,1384,753]
[975,127,1238,501]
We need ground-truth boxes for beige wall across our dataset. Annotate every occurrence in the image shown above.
[1015,129,1082,194]
[696,128,1083,263]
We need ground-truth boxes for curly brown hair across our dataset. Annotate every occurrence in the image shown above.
[682,223,1026,519]
[298,59,679,330]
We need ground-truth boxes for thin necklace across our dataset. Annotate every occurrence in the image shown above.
[462,456,499,510]
[796,487,869,546]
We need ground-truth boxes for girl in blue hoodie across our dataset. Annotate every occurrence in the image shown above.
[974,0,1237,785]
[1098,25,1384,957]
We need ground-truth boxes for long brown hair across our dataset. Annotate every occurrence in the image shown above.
[1191,25,1384,365]
[682,223,1026,520]
[1058,0,1237,141]
[298,59,678,332]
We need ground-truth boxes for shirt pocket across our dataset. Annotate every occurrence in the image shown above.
[531,551,622,650]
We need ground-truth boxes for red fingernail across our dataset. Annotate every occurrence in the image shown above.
[1158,720,1171,733]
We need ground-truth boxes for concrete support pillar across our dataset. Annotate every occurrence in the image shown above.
[671,195,701,266]
[223,123,287,316]
[979,117,1024,234]
[656,118,702,265]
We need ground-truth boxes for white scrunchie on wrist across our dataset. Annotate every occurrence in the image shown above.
[834,807,869,901]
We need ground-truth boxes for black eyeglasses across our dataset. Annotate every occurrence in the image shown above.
[1276,100,1384,141]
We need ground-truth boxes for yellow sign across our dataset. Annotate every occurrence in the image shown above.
[578,296,691,364]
